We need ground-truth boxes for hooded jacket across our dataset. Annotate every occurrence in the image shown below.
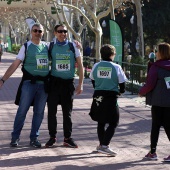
[139,59,170,107]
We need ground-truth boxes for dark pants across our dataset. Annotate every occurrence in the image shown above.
[97,123,116,146]
[97,107,119,146]
[47,76,75,138]
[150,106,170,150]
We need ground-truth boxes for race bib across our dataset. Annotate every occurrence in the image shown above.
[36,55,48,69]
[164,77,170,89]
[56,60,70,71]
[97,67,112,79]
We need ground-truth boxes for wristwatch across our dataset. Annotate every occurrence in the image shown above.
[0,78,5,83]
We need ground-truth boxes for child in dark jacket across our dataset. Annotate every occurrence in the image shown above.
[89,44,127,156]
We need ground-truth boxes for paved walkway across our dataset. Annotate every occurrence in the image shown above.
[0,52,169,170]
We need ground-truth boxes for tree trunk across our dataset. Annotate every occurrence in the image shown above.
[131,4,138,57]
[134,0,144,57]
[95,26,102,62]
[110,0,115,20]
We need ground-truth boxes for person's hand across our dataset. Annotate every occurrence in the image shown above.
[138,93,143,97]
[74,40,82,49]
[75,84,83,95]
[119,93,122,96]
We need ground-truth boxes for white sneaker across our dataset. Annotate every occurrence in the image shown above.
[96,145,101,151]
[97,145,117,156]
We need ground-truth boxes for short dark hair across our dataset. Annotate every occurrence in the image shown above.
[100,44,116,60]
[54,24,67,32]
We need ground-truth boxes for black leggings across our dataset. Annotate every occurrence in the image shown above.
[150,106,170,150]
[97,122,117,146]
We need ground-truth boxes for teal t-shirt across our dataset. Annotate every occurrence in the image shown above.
[90,61,127,92]
[23,43,49,77]
[92,62,119,92]
[149,52,155,59]
[51,43,75,79]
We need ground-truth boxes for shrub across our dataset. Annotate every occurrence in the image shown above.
[12,44,22,53]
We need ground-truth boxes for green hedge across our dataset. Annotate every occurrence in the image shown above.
[12,44,22,53]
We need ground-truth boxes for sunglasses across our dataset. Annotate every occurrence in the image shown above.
[32,29,43,33]
[57,30,68,34]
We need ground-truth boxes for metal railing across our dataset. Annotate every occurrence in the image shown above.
[114,61,147,94]
[82,56,148,94]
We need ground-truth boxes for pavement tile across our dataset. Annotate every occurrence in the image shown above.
[0,53,170,170]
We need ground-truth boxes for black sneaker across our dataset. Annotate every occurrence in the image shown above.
[30,139,41,148]
[10,138,20,147]
[45,137,56,148]
[63,138,78,148]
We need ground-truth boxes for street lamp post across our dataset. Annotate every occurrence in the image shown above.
[130,14,138,56]
[80,7,85,23]
[0,21,2,42]
[0,21,1,34]
[80,7,86,55]
[20,32,23,45]
[102,20,106,45]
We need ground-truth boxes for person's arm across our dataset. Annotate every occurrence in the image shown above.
[75,56,84,95]
[0,59,22,88]
[89,63,98,89]
[91,79,95,88]
[139,65,158,96]
[119,82,125,94]
[73,40,82,49]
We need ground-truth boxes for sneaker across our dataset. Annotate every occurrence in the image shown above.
[96,145,101,151]
[45,137,56,148]
[145,152,158,160]
[30,139,41,148]
[97,145,117,156]
[10,138,20,147]
[63,138,78,148]
[164,155,170,162]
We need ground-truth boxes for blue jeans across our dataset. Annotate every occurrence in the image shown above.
[11,80,47,140]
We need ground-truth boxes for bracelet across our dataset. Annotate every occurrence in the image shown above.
[1,78,5,83]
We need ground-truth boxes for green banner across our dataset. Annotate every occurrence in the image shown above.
[6,36,12,52]
[109,20,123,63]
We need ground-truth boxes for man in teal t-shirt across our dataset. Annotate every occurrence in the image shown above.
[45,24,84,148]
[148,49,156,72]
[149,49,156,62]
[0,23,49,148]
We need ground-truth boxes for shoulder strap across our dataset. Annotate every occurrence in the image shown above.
[48,41,54,61]
[68,42,75,54]
[68,41,75,59]
[23,42,27,65]
[24,42,27,55]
